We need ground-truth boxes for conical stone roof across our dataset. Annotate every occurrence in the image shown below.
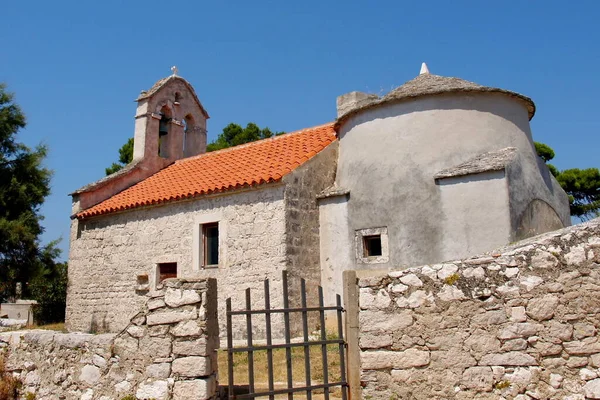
[336,70,536,127]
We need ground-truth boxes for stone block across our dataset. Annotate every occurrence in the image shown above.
[437,264,458,280]
[173,337,209,356]
[172,356,211,378]
[113,335,138,356]
[79,365,100,385]
[24,370,40,386]
[399,274,423,287]
[80,389,94,400]
[565,245,586,265]
[510,306,527,322]
[581,368,598,381]
[361,349,430,370]
[54,333,93,349]
[471,310,507,326]
[172,377,215,400]
[549,373,563,389]
[431,349,476,369]
[148,325,170,337]
[359,334,393,349]
[395,290,434,308]
[533,341,562,356]
[585,378,600,399]
[146,363,171,379]
[171,320,203,337]
[92,354,107,368]
[574,322,597,339]
[497,323,542,340]
[437,285,465,301]
[564,339,600,355]
[479,351,537,366]
[148,297,166,310]
[359,310,413,333]
[139,336,172,358]
[526,294,559,321]
[519,275,543,291]
[390,283,408,293]
[501,339,528,351]
[23,331,55,346]
[147,307,197,326]
[136,380,169,400]
[114,380,131,393]
[126,325,145,338]
[567,356,589,368]
[531,250,559,269]
[359,288,391,310]
[464,330,501,355]
[164,288,201,308]
[461,366,493,391]
[544,321,573,342]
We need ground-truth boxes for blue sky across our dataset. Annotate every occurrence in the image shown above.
[2,1,599,260]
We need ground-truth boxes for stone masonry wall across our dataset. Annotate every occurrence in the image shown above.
[68,185,287,339]
[284,142,338,335]
[1,278,219,400]
[354,218,600,399]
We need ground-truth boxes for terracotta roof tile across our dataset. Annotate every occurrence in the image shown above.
[77,123,336,219]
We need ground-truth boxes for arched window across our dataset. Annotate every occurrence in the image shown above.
[181,118,188,153]
[158,106,172,158]
[183,114,195,155]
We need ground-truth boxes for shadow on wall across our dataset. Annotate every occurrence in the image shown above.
[515,199,564,241]
[89,313,109,334]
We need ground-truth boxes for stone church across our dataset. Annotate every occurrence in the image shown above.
[66,64,570,336]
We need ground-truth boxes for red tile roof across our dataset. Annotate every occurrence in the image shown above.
[77,123,336,219]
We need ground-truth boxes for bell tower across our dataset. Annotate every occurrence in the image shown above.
[133,67,209,164]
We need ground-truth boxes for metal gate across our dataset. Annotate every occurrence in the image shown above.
[225,271,348,399]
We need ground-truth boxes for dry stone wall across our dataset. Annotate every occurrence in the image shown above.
[1,278,219,400]
[354,218,600,399]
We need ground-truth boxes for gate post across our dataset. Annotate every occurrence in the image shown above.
[343,270,361,400]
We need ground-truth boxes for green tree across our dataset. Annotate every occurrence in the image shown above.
[29,260,68,324]
[105,123,285,173]
[535,141,600,220]
[105,137,134,175]
[0,83,62,303]
[206,122,284,152]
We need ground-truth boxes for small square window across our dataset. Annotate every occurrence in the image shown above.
[355,227,389,264]
[202,222,219,267]
[157,262,177,283]
[363,235,382,257]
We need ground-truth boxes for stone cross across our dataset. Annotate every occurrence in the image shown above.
[171,66,178,76]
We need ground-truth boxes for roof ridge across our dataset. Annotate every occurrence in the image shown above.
[175,121,335,164]
[76,122,337,219]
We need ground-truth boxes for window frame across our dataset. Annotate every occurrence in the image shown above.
[202,222,219,268]
[355,227,389,264]
[156,262,178,287]
[192,212,224,271]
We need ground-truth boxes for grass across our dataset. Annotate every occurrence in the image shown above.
[219,343,344,399]
[30,322,66,332]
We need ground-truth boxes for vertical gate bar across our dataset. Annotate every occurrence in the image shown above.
[246,288,255,395]
[226,298,234,400]
[264,279,275,400]
[336,294,348,400]
[318,286,330,400]
[282,271,294,400]
[300,279,312,400]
